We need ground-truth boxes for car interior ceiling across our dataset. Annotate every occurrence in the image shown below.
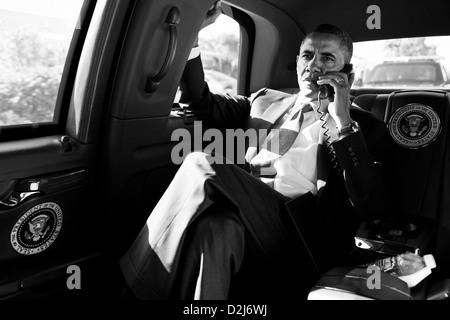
[258,0,450,42]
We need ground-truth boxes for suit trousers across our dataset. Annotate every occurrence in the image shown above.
[120,152,318,300]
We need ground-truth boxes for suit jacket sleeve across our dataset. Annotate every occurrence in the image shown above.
[332,108,390,221]
[179,55,251,130]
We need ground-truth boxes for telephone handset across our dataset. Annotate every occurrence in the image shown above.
[320,63,353,102]
[317,63,353,174]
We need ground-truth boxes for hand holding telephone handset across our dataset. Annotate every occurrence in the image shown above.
[203,1,223,28]
[319,63,353,102]
[316,63,353,174]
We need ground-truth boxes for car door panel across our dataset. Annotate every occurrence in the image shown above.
[0,168,98,298]
[102,115,197,253]
[0,0,106,299]
[0,136,95,180]
[0,171,94,261]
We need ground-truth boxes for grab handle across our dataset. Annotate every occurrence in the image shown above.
[145,6,181,93]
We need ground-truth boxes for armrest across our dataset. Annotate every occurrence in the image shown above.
[308,266,412,300]
[354,213,436,255]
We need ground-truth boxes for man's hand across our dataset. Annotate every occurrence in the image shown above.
[193,1,222,47]
[202,1,223,30]
[317,71,355,129]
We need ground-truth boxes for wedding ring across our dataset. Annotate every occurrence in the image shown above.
[335,77,344,83]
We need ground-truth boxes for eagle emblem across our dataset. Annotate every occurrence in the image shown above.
[401,114,428,137]
[388,103,441,149]
[24,214,51,242]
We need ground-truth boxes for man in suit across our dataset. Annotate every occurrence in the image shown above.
[120,4,390,300]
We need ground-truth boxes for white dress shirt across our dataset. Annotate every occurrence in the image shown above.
[259,97,334,198]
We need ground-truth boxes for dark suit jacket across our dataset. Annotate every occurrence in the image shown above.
[181,55,391,268]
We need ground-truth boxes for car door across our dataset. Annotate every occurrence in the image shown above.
[0,0,134,299]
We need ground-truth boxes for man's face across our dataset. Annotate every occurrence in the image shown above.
[297,33,348,99]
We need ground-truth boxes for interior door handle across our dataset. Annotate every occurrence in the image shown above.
[0,190,41,207]
[0,169,89,208]
[0,178,41,207]
[145,6,181,94]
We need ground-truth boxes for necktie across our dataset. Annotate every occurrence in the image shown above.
[250,102,313,177]
[262,102,313,156]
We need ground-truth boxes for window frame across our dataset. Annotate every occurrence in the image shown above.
[231,7,255,97]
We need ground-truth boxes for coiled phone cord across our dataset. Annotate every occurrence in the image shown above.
[317,90,341,175]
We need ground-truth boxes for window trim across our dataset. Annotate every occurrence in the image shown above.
[231,7,255,97]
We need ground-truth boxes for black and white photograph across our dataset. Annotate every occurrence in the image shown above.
[0,0,449,312]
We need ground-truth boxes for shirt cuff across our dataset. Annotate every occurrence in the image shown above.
[188,46,200,60]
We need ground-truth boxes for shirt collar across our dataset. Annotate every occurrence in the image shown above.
[293,94,329,120]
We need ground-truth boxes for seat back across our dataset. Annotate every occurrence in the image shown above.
[384,92,447,217]
[383,90,450,270]
[355,91,450,271]
[312,91,450,299]
[353,93,390,121]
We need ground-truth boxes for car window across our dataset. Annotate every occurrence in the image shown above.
[198,14,240,94]
[175,14,240,102]
[368,63,439,85]
[352,36,450,88]
[0,0,84,127]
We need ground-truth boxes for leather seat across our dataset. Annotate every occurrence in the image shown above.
[354,90,449,265]
[353,93,389,121]
[384,91,450,266]
[311,90,450,300]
